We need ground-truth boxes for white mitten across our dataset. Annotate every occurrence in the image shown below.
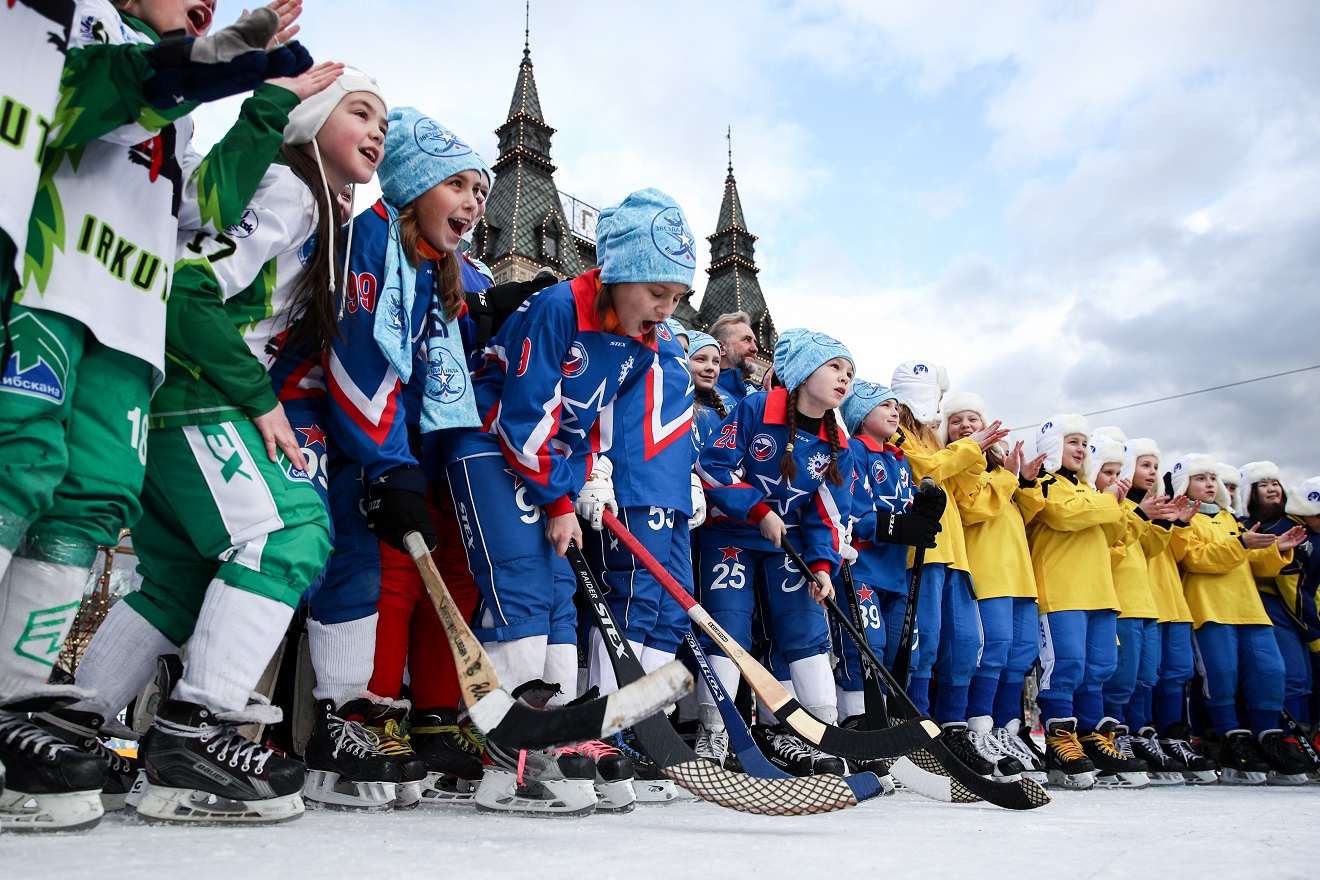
[575,456,617,531]
[840,521,858,562]
[688,472,707,529]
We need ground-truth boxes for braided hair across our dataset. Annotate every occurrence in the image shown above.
[695,387,727,419]
[780,388,845,487]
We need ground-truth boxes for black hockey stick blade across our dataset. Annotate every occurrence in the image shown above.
[404,531,691,750]
[566,543,887,815]
[602,510,939,762]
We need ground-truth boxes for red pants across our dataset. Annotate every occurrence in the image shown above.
[368,486,481,709]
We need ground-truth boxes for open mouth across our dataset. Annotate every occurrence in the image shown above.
[448,217,469,238]
[359,146,379,165]
[639,320,657,334]
[187,4,212,35]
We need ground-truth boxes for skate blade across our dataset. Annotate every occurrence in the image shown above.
[394,781,424,809]
[593,778,637,813]
[100,790,131,811]
[419,772,477,806]
[1147,772,1186,786]
[1219,770,1266,786]
[634,778,698,804]
[1047,769,1096,790]
[1093,772,1150,789]
[133,784,303,825]
[474,769,596,817]
[1266,772,1309,787]
[0,788,104,833]
[302,770,397,812]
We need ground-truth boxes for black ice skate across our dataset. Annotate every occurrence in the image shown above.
[694,723,730,768]
[33,707,140,809]
[940,721,997,779]
[1257,729,1310,786]
[1214,730,1268,786]
[0,710,107,832]
[1079,720,1149,789]
[362,701,427,808]
[964,716,1024,782]
[1158,722,1219,785]
[1043,718,1096,790]
[302,699,401,811]
[410,706,484,806]
[996,719,1047,784]
[751,723,815,777]
[1129,727,1185,786]
[563,737,636,812]
[134,699,304,824]
[475,736,597,817]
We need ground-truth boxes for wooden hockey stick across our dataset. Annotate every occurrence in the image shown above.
[600,510,939,762]
[403,531,692,750]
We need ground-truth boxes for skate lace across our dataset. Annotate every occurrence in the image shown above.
[969,728,1005,762]
[770,730,813,761]
[458,723,486,755]
[327,715,382,759]
[564,739,620,760]
[155,717,273,774]
[1137,733,1175,766]
[366,718,414,757]
[609,733,648,764]
[1047,728,1088,762]
[1114,734,1138,760]
[995,728,1041,768]
[0,715,75,761]
[1082,731,1124,760]
[1160,737,1200,764]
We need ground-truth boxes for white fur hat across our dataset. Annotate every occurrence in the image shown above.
[1169,454,1230,508]
[1236,461,1282,519]
[1086,433,1126,488]
[891,360,950,426]
[1093,426,1128,444]
[937,391,987,446]
[1285,477,1320,517]
[1121,437,1161,483]
[1036,413,1090,474]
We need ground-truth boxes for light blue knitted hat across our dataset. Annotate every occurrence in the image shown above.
[841,380,897,434]
[379,107,493,208]
[685,330,720,357]
[772,328,854,393]
[596,188,697,286]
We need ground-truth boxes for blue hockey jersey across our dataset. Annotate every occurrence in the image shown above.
[847,435,915,594]
[695,387,851,574]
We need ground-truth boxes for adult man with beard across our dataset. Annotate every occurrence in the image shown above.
[709,311,760,404]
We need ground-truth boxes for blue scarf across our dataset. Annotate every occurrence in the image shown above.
[372,201,479,433]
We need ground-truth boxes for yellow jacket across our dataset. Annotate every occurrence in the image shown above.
[897,431,984,573]
[1144,521,1192,623]
[953,465,1043,600]
[1028,470,1124,614]
[1170,509,1291,628]
[1109,499,1160,619]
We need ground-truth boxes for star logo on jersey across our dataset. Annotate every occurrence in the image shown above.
[855,585,875,604]
[719,546,743,562]
[503,468,526,490]
[561,341,589,378]
[427,348,467,405]
[807,451,830,482]
[296,425,327,448]
[755,472,811,514]
[559,379,610,442]
[750,434,777,462]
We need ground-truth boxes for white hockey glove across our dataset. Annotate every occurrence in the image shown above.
[575,456,618,531]
[688,472,707,530]
[840,521,858,562]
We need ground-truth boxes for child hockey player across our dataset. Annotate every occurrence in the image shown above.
[941,392,1048,783]
[1029,415,1140,789]
[1170,455,1310,784]
[888,363,1007,755]
[0,0,311,831]
[693,328,854,777]
[437,187,695,816]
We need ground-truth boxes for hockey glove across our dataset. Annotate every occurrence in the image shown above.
[911,477,948,521]
[688,472,707,530]
[840,521,858,562]
[364,466,436,552]
[466,270,560,347]
[575,456,618,531]
[871,511,940,549]
[143,8,314,109]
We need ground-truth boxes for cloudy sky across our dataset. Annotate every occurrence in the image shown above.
[193,0,1320,486]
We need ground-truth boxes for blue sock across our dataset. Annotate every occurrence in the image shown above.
[1102,695,1128,725]
[1247,707,1278,736]
[1125,684,1152,729]
[934,682,969,724]
[1285,695,1310,725]
[992,676,1024,727]
[1074,689,1105,730]
[1153,684,1185,733]
[1036,694,1072,726]
[909,676,931,715]
[1207,703,1241,735]
[965,675,999,720]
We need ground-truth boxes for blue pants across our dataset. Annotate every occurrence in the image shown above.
[1036,608,1118,729]
[1153,621,1194,732]
[909,564,981,722]
[446,452,574,643]
[306,440,381,625]
[1104,616,1161,727]
[1260,592,1314,723]
[1193,622,1285,735]
[967,595,1038,719]
[581,506,691,649]
[833,583,906,691]
[697,542,830,663]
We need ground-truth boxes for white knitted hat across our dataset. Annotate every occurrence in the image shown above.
[1036,413,1090,474]
[937,391,987,446]
[1285,477,1320,517]
[1236,461,1282,519]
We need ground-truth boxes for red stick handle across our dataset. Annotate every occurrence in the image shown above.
[602,509,697,612]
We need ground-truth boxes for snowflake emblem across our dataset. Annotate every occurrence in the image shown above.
[618,356,635,383]
[806,451,830,482]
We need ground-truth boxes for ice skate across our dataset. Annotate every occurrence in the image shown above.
[997,719,1047,784]
[362,701,427,808]
[563,737,636,813]
[33,707,140,809]
[1257,730,1310,786]
[1128,727,1185,786]
[610,730,694,804]
[840,716,895,786]
[133,699,304,825]
[1043,718,1097,790]
[1158,723,1219,785]
[940,720,997,779]
[694,723,730,768]
[966,716,1024,782]
[475,735,597,818]
[0,710,107,832]
[1079,720,1150,789]
[751,723,815,777]
[411,707,483,806]
[301,699,401,811]
[1213,730,1268,786]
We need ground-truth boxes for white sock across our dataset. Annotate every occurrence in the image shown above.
[543,642,579,706]
[173,581,294,713]
[757,679,793,727]
[696,653,741,728]
[70,602,175,718]
[837,687,867,721]
[305,613,377,706]
[639,646,676,675]
[790,653,838,725]
[484,634,548,695]
[586,628,645,695]
[0,545,11,583]
[0,557,89,702]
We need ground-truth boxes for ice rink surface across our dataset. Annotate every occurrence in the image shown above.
[5,784,1319,880]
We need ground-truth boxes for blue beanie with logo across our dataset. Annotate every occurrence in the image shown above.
[772,328,854,393]
[379,107,493,208]
[685,330,720,357]
[596,188,697,287]
[841,380,897,434]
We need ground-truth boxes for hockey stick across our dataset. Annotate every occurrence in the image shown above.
[403,531,692,750]
[600,510,939,761]
[890,477,946,688]
[1281,706,1320,769]
[837,559,891,719]
[780,540,1050,810]
[565,542,886,815]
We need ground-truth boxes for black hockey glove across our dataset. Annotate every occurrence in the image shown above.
[466,271,559,347]
[872,511,940,549]
[364,466,436,553]
[143,8,313,109]
[911,477,948,522]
